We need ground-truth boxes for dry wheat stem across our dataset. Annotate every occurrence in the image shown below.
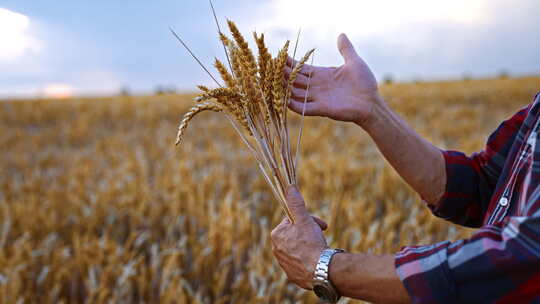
[284,30,314,183]
[258,162,293,221]
[170,28,222,87]
[227,120,289,217]
[244,112,286,189]
[224,114,280,192]
[234,96,289,200]
[209,0,234,75]
[294,54,315,181]
[224,112,291,218]
[283,29,303,182]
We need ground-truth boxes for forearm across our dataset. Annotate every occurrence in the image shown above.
[359,96,446,204]
[329,252,409,303]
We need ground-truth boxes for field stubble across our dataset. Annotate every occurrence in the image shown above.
[1,77,540,303]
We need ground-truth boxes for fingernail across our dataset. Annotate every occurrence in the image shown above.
[286,184,299,197]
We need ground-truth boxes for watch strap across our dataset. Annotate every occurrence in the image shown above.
[312,248,344,303]
[314,248,343,283]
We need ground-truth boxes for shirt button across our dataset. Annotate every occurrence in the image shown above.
[499,197,509,207]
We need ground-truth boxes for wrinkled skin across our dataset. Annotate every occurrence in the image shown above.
[270,185,328,289]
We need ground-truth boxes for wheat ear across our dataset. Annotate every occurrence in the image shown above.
[195,87,239,103]
[227,20,257,79]
[175,102,223,145]
[197,85,210,92]
[214,58,236,88]
[272,41,290,115]
[288,49,315,88]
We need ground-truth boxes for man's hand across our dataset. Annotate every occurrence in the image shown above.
[287,33,447,205]
[270,185,328,289]
[270,186,411,303]
[286,33,382,126]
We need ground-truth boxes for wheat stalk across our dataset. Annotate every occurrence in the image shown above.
[294,54,315,181]
[172,17,314,222]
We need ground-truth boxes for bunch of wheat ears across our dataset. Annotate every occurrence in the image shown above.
[173,5,314,223]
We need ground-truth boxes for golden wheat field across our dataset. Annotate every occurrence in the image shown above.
[1,76,539,303]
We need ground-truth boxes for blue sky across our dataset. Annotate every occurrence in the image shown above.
[1,0,540,98]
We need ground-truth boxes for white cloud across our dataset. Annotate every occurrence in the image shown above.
[0,8,41,61]
[231,0,492,73]
[0,9,121,98]
[238,0,539,80]
[253,0,488,44]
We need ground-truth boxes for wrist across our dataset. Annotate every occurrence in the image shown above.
[328,252,357,297]
[329,253,411,303]
[312,248,345,303]
[355,95,390,133]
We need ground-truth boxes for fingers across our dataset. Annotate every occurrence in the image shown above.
[290,86,314,101]
[286,56,315,77]
[285,185,310,223]
[312,216,328,231]
[337,33,359,63]
[284,66,312,89]
[270,218,289,243]
[272,216,327,235]
[288,99,325,116]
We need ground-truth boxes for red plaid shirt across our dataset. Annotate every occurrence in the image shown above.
[395,92,540,303]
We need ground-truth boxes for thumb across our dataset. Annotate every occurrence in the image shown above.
[285,185,309,222]
[337,33,358,63]
[312,216,328,230]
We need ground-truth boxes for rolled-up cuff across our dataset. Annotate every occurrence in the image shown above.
[422,150,483,227]
[395,242,457,304]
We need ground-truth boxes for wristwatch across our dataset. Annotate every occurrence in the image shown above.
[312,248,345,303]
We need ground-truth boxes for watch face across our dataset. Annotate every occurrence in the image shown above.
[313,284,333,301]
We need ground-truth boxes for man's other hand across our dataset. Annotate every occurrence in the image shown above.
[286,33,382,126]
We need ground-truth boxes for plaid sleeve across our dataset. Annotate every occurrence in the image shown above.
[395,211,540,303]
[427,105,530,227]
